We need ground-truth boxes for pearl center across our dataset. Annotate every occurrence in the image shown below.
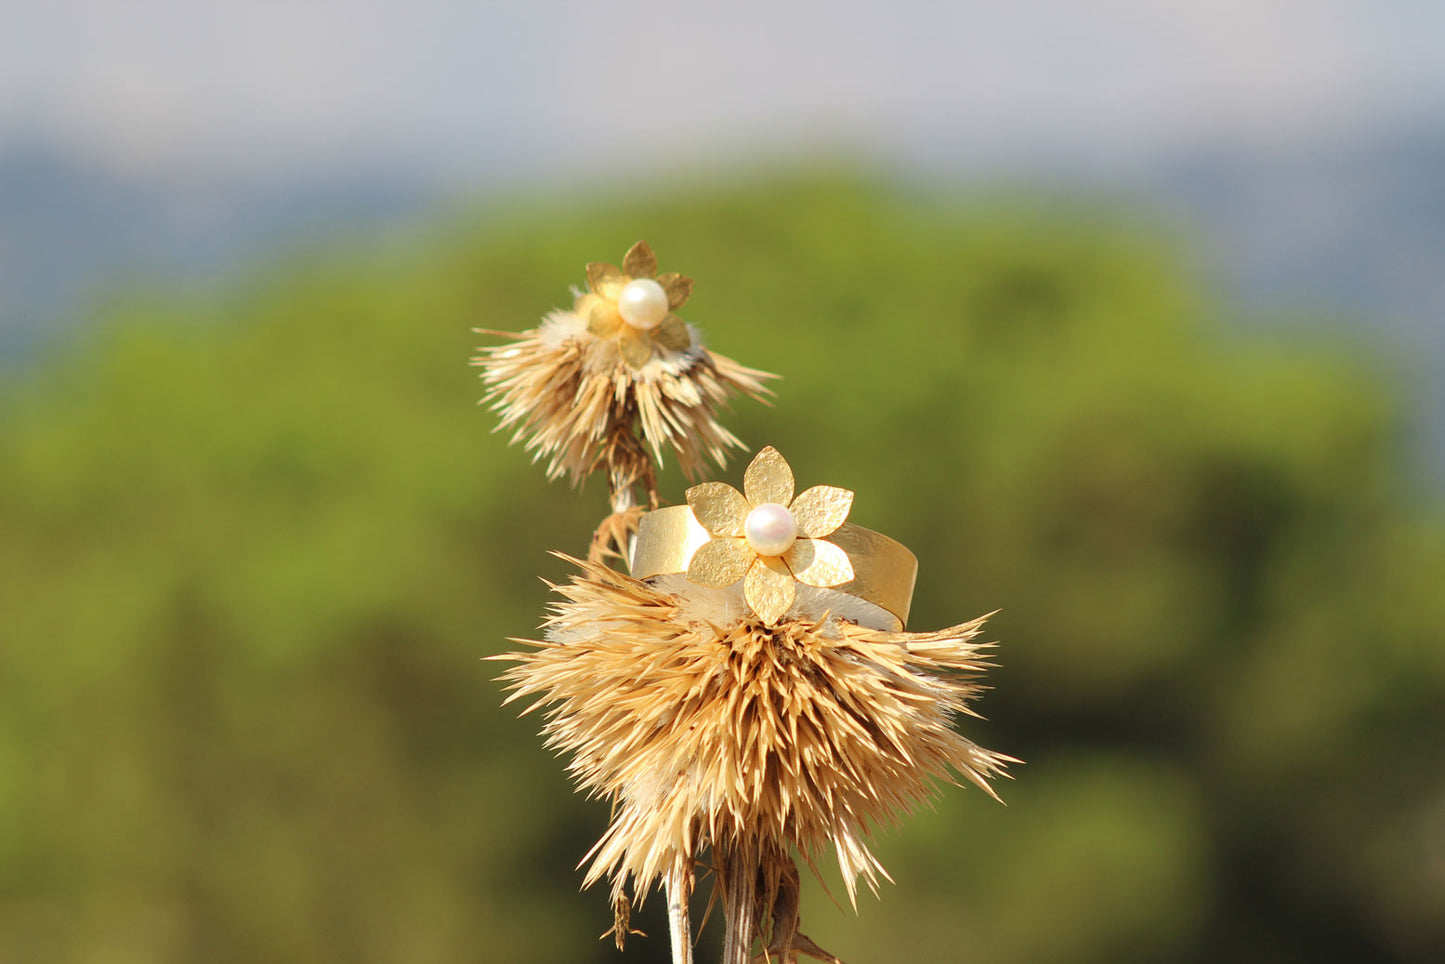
[744,503,798,557]
[617,278,669,330]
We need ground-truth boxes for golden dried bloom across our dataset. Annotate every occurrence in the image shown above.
[496,556,1015,912]
[472,241,775,490]
[686,446,855,624]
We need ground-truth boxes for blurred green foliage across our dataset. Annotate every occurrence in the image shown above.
[2,176,1443,963]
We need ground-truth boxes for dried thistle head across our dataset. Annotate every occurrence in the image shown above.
[472,241,776,492]
[496,556,1015,913]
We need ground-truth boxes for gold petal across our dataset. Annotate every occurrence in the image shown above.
[657,272,694,309]
[743,446,794,508]
[619,329,653,369]
[586,262,624,299]
[652,315,692,352]
[686,536,754,589]
[574,292,603,317]
[785,537,854,588]
[588,301,623,337]
[622,240,657,279]
[744,556,795,625]
[686,482,750,536]
[789,485,854,539]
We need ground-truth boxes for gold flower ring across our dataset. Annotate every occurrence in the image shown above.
[631,447,918,629]
[577,241,694,369]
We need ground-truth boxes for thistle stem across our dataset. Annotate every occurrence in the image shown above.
[720,847,757,964]
[666,862,695,964]
[609,479,639,568]
[607,460,692,964]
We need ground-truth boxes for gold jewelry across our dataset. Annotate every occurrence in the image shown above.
[630,448,918,629]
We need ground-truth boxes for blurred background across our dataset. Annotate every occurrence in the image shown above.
[3,2,1445,961]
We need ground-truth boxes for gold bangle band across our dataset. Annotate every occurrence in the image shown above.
[631,505,918,629]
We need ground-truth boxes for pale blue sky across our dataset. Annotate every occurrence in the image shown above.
[3,0,1443,183]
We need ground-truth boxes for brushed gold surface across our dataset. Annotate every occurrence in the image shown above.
[686,482,750,536]
[586,261,624,299]
[657,273,693,309]
[622,240,657,278]
[744,446,794,507]
[588,301,623,337]
[619,329,652,369]
[653,315,692,352]
[790,485,853,539]
[745,556,795,624]
[787,537,854,588]
[687,536,753,589]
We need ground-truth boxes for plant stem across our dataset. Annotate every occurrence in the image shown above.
[666,862,695,964]
[608,463,692,964]
[720,847,756,964]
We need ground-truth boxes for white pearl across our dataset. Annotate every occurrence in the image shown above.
[617,278,669,330]
[745,503,798,557]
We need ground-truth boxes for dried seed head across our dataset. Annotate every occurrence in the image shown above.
[495,556,1016,908]
[472,243,776,489]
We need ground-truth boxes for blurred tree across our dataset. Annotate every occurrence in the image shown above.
[0,175,1440,963]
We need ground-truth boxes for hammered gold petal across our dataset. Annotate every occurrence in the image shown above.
[686,482,750,536]
[588,301,623,337]
[686,537,754,589]
[785,537,855,588]
[652,315,692,352]
[744,556,795,624]
[789,485,854,538]
[619,329,653,369]
[657,272,694,309]
[622,240,658,278]
[744,446,795,508]
[587,262,624,299]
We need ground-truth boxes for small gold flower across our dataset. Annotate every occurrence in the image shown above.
[577,240,694,369]
[685,446,855,624]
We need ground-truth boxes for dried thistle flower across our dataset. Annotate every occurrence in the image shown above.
[472,241,776,494]
[496,554,1014,953]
